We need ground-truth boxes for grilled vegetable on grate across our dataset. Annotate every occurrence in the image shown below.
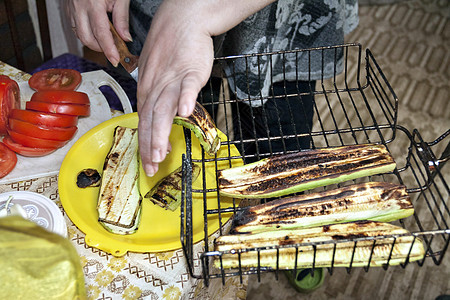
[145,163,200,211]
[173,102,221,155]
[97,126,142,235]
[218,144,396,199]
[231,182,414,234]
[214,221,425,269]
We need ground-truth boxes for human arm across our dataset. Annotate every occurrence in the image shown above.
[137,0,277,176]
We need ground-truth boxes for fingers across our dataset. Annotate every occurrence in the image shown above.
[67,0,131,67]
[68,1,104,52]
[139,80,181,177]
[90,14,121,66]
[76,12,108,53]
[178,72,206,117]
[151,82,181,163]
[138,73,203,177]
[111,0,132,42]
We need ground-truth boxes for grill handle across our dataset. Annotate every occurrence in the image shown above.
[416,129,450,173]
[412,129,450,195]
[435,138,450,169]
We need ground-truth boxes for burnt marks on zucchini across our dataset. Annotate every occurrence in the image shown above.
[331,233,368,240]
[218,144,397,198]
[278,235,301,246]
[109,152,120,163]
[217,176,233,188]
[248,144,393,176]
[145,163,200,211]
[229,182,413,234]
[77,168,101,188]
[189,103,207,123]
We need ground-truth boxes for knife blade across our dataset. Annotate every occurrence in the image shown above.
[109,22,139,81]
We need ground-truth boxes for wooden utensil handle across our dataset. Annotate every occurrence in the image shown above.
[109,22,139,73]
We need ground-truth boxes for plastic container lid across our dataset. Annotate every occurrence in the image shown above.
[0,191,67,238]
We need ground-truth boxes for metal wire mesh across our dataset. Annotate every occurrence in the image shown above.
[179,43,449,285]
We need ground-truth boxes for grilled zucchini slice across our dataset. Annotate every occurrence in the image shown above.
[215,221,425,269]
[231,182,414,233]
[97,126,141,235]
[218,144,397,199]
[173,102,221,155]
[145,163,200,211]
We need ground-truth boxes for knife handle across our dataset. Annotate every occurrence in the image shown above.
[109,21,139,73]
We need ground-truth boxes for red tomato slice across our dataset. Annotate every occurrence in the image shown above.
[0,75,21,135]
[0,141,17,178]
[7,129,68,149]
[29,68,82,91]
[2,136,56,157]
[30,90,90,105]
[26,101,90,117]
[9,118,77,141]
[10,109,79,128]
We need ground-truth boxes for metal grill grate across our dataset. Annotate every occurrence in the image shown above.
[178,43,449,285]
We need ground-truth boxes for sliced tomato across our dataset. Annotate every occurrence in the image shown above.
[7,129,68,149]
[30,90,90,105]
[9,118,77,141]
[26,101,90,117]
[10,109,78,127]
[2,136,56,157]
[29,68,82,91]
[0,141,17,178]
[0,75,21,135]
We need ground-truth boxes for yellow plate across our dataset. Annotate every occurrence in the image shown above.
[59,113,242,256]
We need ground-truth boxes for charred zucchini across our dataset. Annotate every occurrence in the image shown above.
[145,163,200,211]
[173,102,221,155]
[76,168,101,188]
[97,126,141,235]
[215,221,425,269]
[231,182,414,233]
[218,144,396,199]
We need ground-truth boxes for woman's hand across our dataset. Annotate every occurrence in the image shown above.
[65,0,132,67]
[136,0,214,177]
[137,0,276,177]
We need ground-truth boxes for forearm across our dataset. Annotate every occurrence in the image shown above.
[154,0,277,37]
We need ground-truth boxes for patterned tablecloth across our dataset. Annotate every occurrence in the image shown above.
[0,61,247,300]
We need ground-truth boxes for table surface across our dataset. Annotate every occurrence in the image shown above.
[0,61,247,300]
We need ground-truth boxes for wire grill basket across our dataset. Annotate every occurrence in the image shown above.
[178,43,449,285]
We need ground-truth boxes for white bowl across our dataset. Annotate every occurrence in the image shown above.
[0,191,67,237]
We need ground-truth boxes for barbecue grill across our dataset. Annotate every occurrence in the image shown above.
[177,43,449,286]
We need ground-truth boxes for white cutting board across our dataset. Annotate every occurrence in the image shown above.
[0,70,133,184]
